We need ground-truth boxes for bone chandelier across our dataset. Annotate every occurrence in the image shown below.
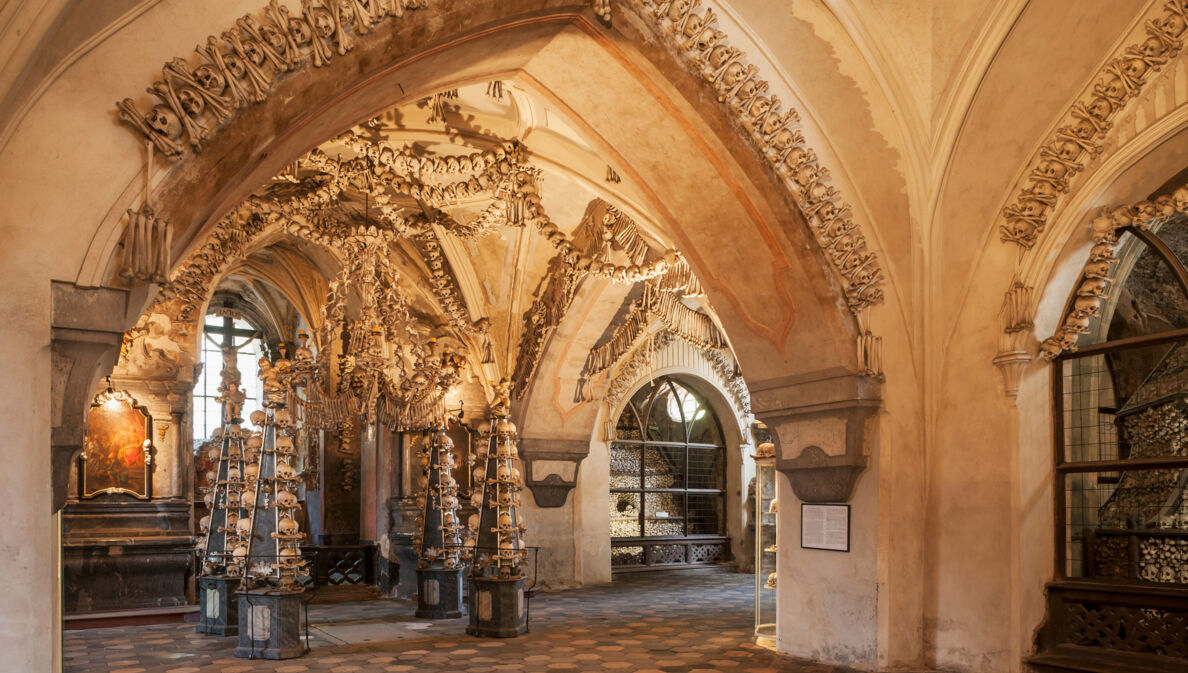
[153,110,712,431]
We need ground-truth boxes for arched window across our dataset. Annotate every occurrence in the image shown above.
[1037,215,1188,668]
[609,376,729,571]
[193,312,263,441]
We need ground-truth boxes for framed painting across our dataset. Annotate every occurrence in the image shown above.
[79,385,154,499]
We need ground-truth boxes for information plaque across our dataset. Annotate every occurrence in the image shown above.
[800,503,850,552]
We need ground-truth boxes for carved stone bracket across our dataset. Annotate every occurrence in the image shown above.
[517,437,589,508]
[751,369,881,504]
[51,281,132,511]
[780,445,868,503]
[993,350,1033,397]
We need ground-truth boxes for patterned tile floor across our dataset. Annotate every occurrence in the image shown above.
[64,572,865,673]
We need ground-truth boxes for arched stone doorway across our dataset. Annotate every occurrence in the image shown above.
[21,2,888,671]
[609,375,733,572]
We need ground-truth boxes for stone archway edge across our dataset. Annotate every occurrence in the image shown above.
[113,0,883,313]
[1039,183,1188,360]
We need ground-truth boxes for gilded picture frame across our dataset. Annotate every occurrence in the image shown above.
[78,386,154,499]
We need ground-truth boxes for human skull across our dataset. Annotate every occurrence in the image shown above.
[244,464,259,482]
[222,52,247,79]
[232,544,248,558]
[250,410,266,426]
[312,9,335,38]
[199,515,211,532]
[288,17,312,44]
[1083,261,1111,279]
[1077,278,1109,298]
[278,517,299,535]
[177,87,205,117]
[241,38,266,65]
[145,105,181,138]
[1073,295,1101,318]
[275,462,297,480]
[236,517,252,536]
[1086,97,1113,121]
[193,65,226,95]
[667,0,692,22]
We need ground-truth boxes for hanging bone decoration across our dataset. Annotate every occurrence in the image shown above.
[584,281,727,377]
[120,204,174,284]
[152,124,679,331]
[114,1,883,315]
[283,226,467,431]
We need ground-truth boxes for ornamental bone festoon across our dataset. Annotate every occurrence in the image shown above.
[467,379,528,637]
[195,352,253,635]
[234,346,309,660]
[413,424,466,618]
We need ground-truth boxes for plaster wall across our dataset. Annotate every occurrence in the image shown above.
[0,280,57,673]
[575,428,613,586]
[775,454,878,668]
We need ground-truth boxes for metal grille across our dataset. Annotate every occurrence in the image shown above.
[688,446,723,489]
[687,493,724,535]
[609,376,730,572]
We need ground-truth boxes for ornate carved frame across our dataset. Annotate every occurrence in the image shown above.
[78,386,155,500]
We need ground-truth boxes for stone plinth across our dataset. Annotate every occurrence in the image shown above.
[196,576,240,636]
[467,575,527,637]
[416,566,465,618]
[233,590,307,659]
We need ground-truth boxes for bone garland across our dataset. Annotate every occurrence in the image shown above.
[1001,2,1188,249]
[334,129,523,176]
[698,345,750,414]
[604,331,675,410]
[120,204,174,284]
[116,0,428,159]
[652,255,705,297]
[421,234,487,336]
[154,203,271,322]
[288,129,681,283]
[510,254,584,398]
[584,282,727,376]
[510,202,643,398]
[1039,185,1188,360]
[635,0,883,312]
[602,331,750,415]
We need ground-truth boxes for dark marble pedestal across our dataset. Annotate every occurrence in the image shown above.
[416,566,464,618]
[62,500,194,613]
[196,576,239,636]
[467,575,527,637]
[233,590,308,659]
